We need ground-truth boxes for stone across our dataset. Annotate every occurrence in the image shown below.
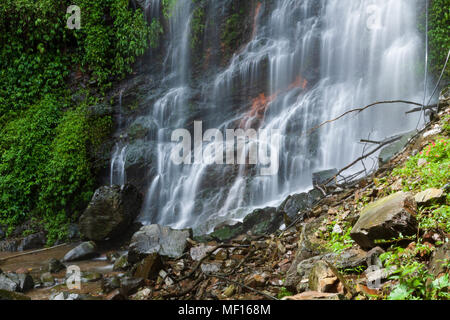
[0,272,34,293]
[190,244,215,261]
[131,288,152,300]
[79,184,143,241]
[350,192,418,250]
[0,239,20,252]
[0,289,31,300]
[429,242,450,277]
[128,224,192,263]
[312,169,338,187]
[102,276,122,294]
[133,253,163,280]
[243,207,283,235]
[113,254,130,271]
[379,130,417,165]
[18,232,46,251]
[423,127,442,138]
[0,226,5,240]
[63,241,98,262]
[119,277,145,296]
[105,289,126,300]
[245,274,267,288]
[309,261,339,293]
[67,224,81,241]
[282,291,340,300]
[277,193,310,218]
[414,188,445,206]
[48,258,66,274]
[0,274,18,292]
[200,262,222,274]
[40,272,55,287]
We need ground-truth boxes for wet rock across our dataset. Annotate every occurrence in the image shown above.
[63,241,99,262]
[128,224,192,263]
[350,192,418,250]
[414,188,445,206]
[50,292,81,300]
[0,226,5,240]
[0,239,20,252]
[0,272,34,293]
[48,258,66,274]
[113,253,130,271]
[79,184,143,241]
[40,272,55,287]
[133,253,163,280]
[0,273,19,292]
[0,289,31,300]
[243,207,283,235]
[308,261,339,293]
[277,193,311,218]
[18,232,46,251]
[312,169,338,187]
[378,130,417,165]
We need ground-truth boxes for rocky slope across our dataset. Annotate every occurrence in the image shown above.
[1,96,448,301]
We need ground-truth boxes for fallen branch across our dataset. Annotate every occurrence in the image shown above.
[322,136,402,187]
[308,100,423,134]
[207,273,278,300]
[405,103,438,114]
[0,243,69,265]
[162,274,206,299]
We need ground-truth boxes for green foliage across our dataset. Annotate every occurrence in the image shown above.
[277,287,293,299]
[429,0,450,82]
[162,0,178,19]
[393,138,449,191]
[191,5,206,49]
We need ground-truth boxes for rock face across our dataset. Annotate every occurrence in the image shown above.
[350,192,418,250]
[63,241,98,262]
[414,188,445,206]
[79,184,143,241]
[128,225,192,263]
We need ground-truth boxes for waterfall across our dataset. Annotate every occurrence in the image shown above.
[114,0,427,235]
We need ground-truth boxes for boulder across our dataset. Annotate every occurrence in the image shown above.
[312,169,338,187]
[102,276,121,294]
[350,192,418,250]
[277,193,311,218]
[308,261,340,293]
[133,253,163,280]
[0,239,20,252]
[79,184,143,241]
[18,232,46,251]
[243,207,283,235]
[0,272,34,293]
[414,188,445,206]
[128,225,192,263]
[48,258,66,274]
[63,241,99,262]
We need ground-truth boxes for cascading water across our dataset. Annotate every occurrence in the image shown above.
[113,0,427,235]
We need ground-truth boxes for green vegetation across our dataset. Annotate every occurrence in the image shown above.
[429,0,450,82]
[0,0,153,244]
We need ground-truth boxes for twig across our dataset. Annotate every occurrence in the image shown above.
[308,100,423,135]
[0,243,69,264]
[162,274,205,299]
[405,104,438,114]
[207,273,278,300]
